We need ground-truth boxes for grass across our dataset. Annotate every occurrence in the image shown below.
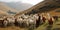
[35,18,60,30]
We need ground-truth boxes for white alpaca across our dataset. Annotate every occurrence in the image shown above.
[3,20,8,27]
[16,17,23,26]
[6,17,15,25]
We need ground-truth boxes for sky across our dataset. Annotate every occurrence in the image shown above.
[0,0,44,5]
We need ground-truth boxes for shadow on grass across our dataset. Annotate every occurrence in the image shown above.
[45,25,53,30]
[53,28,60,30]
[56,24,60,25]
[28,23,44,30]
[36,23,44,28]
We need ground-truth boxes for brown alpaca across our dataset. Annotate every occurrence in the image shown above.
[48,17,54,25]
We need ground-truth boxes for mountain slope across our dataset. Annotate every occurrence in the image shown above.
[49,8,60,16]
[15,0,60,16]
[0,2,18,15]
[0,10,8,15]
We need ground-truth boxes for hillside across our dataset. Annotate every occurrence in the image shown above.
[0,10,8,15]
[49,8,60,16]
[0,2,18,15]
[15,0,60,16]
